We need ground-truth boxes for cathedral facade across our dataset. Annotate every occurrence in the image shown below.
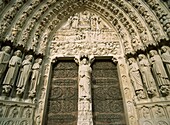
[0,0,170,125]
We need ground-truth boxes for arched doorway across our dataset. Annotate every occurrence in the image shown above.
[45,10,127,125]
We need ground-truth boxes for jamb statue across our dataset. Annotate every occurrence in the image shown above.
[29,58,42,98]
[138,54,157,97]
[16,55,33,95]
[2,50,22,94]
[149,50,170,96]
[0,46,11,79]
[161,46,170,77]
[128,57,146,100]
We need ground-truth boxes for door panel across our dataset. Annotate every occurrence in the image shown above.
[92,59,126,125]
[46,60,78,125]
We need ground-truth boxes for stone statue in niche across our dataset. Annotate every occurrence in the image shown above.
[39,33,48,54]
[70,13,79,29]
[141,106,151,119]
[0,46,11,79]
[4,120,14,125]
[153,106,165,118]
[0,106,3,117]
[90,13,100,30]
[157,121,168,125]
[16,55,33,95]
[149,50,170,96]
[2,50,22,94]
[36,116,41,125]
[79,11,90,28]
[131,36,144,51]
[20,120,28,125]
[128,58,146,100]
[161,46,170,76]
[24,108,31,118]
[143,121,153,125]
[75,54,94,100]
[138,54,157,97]
[29,58,42,98]
[9,107,18,118]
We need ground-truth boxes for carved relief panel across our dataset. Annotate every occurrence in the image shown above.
[50,10,122,57]
[0,102,34,125]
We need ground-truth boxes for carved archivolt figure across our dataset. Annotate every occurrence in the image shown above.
[149,50,170,95]
[138,54,157,97]
[16,55,33,95]
[161,46,170,76]
[29,58,42,98]
[128,58,145,99]
[2,50,22,94]
[0,46,11,79]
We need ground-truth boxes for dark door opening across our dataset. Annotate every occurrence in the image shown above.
[46,60,78,125]
[92,59,126,125]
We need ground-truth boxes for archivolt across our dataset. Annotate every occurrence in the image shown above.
[0,0,169,56]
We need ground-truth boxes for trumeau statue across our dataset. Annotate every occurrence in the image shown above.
[75,54,94,100]
[75,54,94,125]
[138,54,157,97]
[29,58,42,98]
[128,57,146,99]
[16,55,33,95]
[0,46,11,79]
[149,50,170,96]
[2,50,22,94]
[161,46,170,76]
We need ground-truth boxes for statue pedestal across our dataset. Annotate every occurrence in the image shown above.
[77,99,93,125]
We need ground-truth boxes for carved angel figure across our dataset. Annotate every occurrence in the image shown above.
[2,50,22,94]
[0,46,11,79]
